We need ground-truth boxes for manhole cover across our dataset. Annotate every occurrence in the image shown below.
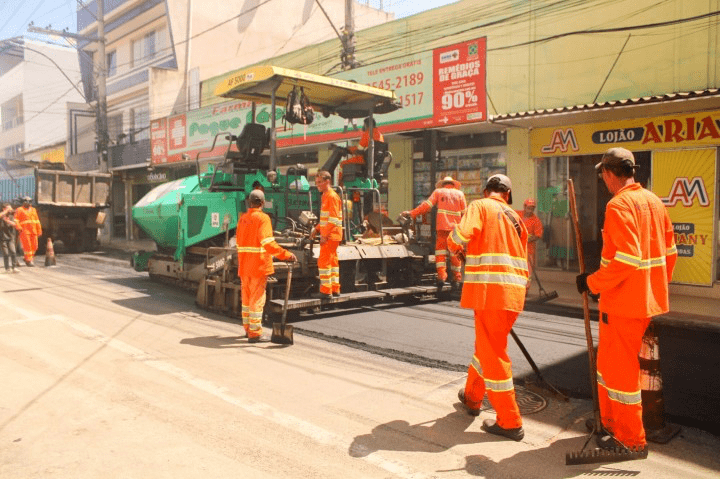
[481,385,547,415]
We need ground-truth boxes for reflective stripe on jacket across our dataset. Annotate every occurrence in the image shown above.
[447,196,528,312]
[587,183,677,318]
[410,186,467,231]
[236,208,293,277]
[15,206,42,236]
[315,188,343,241]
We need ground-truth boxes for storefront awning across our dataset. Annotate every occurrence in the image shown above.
[489,89,720,128]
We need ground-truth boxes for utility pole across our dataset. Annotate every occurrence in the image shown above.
[341,0,357,70]
[29,2,108,173]
[96,0,108,173]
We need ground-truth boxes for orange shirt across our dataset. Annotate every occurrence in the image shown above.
[517,212,543,256]
[236,208,293,277]
[15,205,42,236]
[448,196,528,312]
[587,183,677,318]
[345,129,385,165]
[315,188,343,241]
[411,186,467,231]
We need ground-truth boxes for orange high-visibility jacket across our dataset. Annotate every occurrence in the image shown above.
[448,196,529,312]
[315,188,343,241]
[516,212,543,256]
[587,183,677,318]
[411,186,467,231]
[347,129,384,157]
[15,206,42,236]
[236,208,293,277]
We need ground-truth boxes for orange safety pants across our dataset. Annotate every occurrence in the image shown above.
[596,312,651,448]
[241,275,267,338]
[464,309,522,429]
[435,230,463,282]
[20,232,38,263]
[318,240,340,295]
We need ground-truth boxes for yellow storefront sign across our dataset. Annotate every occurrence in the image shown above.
[652,148,717,286]
[531,110,720,157]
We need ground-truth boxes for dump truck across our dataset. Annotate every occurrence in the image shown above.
[0,167,112,253]
[132,65,446,323]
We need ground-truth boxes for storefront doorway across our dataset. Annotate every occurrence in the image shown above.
[536,151,650,273]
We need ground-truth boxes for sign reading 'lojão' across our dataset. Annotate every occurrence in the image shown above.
[532,111,720,157]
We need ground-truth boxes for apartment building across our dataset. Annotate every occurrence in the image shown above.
[0,39,85,169]
[75,0,392,238]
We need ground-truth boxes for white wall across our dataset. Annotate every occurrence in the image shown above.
[0,63,24,153]
[22,41,86,152]
[151,0,394,118]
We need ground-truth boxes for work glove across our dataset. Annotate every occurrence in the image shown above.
[287,253,297,263]
[576,273,591,295]
[576,273,601,301]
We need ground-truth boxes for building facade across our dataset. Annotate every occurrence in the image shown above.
[173,0,720,303]
[75,0,392,239]
[0,39,86,171]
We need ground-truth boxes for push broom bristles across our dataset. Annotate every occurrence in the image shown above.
[565,446,648,465]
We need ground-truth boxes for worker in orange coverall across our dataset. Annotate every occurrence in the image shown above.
[309,170,343,299]
[15,196,42,266]
[236,189,297,343]
[517,198,543,293]
[448,174,528,442]
[340,117,384,183]
[402,176,467,291]
[576,147,676,451]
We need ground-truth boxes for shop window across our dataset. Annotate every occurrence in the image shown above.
[413,147,506,208]
[536,151,651,273]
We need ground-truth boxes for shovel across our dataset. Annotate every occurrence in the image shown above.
[271,263,294,345]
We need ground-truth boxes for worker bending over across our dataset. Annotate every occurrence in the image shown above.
[237,189,297,343]
[448,174,528,442]
[403,176,467,291]
[517,198,543,293]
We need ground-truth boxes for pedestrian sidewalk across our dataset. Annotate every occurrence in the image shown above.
[529,268,720,332]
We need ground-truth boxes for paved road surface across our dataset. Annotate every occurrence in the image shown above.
[1,255,718,478]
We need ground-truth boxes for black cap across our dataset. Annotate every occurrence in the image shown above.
[485,174,513,205]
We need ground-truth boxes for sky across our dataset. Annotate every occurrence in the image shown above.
[0,0,459,42]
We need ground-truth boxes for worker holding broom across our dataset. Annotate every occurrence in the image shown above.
[237,189,297,343]
[448,174,528,441]
[517,198,543,294]
[576,147,676,452]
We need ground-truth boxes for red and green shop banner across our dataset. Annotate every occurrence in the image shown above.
[151,37,487,164]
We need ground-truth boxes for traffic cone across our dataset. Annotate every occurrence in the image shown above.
[45,237,56,267]
[640,322,681,443]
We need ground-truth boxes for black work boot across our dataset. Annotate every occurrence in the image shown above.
[481,419,524,441]
[457,388,480,416]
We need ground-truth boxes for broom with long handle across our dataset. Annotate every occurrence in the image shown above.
[565,179,647,465]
